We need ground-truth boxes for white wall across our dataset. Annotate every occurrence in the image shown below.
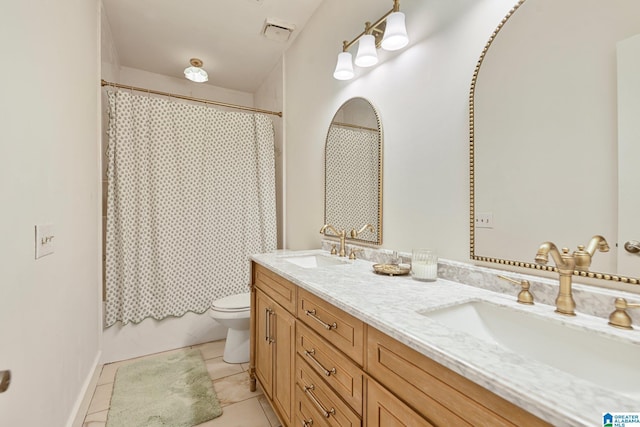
[0,1,102,426]
[284,0,515,261]
[255,60,285,248]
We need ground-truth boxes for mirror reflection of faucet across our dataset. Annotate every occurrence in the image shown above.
[350,223,374,239]
[573,235,609,271]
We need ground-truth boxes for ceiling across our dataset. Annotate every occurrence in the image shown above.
[102,0,325,93]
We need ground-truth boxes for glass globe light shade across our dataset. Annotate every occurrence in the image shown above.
[354,34,378,67]
[333,52,354,80]
[381,12,409,51]
[184,66,209,83]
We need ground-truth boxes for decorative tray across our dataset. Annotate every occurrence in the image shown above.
[373,263,411,276]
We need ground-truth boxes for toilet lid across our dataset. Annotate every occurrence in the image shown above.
[212,292,251,311]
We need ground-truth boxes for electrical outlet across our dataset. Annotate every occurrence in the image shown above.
[476,212,494,229]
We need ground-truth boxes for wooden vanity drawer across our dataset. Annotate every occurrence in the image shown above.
[366,377,435,427]
[295,384,331,427]
[367,327,550,427]
[253,262,297,314]
[298,288,365,365]
[296,322,363,415]
[296,354,362,427]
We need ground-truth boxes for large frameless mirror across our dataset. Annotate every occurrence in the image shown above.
[471,0,640,285]
[325,97,383,245]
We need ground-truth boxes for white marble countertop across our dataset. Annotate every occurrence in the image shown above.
[252,249,640,427]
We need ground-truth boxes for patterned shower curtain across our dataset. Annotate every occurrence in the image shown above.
[105,91,277,327]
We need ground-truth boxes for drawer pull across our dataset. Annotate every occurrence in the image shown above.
[265,308,274,343]
[304,309,337,330]
[302,418,313,427]
[303,384,336,418]
[304,348,336,377]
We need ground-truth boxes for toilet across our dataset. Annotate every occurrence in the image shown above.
[209,292,252,363]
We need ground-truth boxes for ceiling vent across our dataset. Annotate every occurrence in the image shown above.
[263,18,295,42]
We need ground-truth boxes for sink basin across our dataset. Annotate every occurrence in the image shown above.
[282,254,349,269]
[419,300,640,398]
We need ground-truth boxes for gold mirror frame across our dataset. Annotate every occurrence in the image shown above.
[324,97,383,245]
[469,0,640,285]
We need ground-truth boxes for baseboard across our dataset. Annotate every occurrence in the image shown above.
[66,350,103,427]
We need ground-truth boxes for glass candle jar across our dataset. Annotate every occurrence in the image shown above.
[411,249,438,281]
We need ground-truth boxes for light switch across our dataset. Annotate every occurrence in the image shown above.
[35,224,55,259]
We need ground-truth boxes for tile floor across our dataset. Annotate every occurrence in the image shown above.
[82,340,282,427]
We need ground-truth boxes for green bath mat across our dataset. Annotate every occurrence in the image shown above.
[106,348,222,427]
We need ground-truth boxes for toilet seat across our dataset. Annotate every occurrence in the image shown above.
[212,292,251,312]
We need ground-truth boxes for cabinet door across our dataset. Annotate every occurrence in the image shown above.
[272,302,295,426]
[367,378,434,427]
[255,289,273,398]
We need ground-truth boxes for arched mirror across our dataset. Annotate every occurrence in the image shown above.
[471,0,640,285]
[325,97,383,245]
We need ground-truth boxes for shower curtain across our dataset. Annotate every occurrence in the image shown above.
[105,91,277,327]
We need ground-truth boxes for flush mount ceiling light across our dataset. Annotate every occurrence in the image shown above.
[333,0,409,80]
[184,58,208,83]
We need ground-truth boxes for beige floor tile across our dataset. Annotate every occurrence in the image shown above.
[86,383,113,415]
[83,409,108,427]
[206,356,244,380]
[194,340,226,360]
[213,371,262,406]
[241,363,250,372]
[84,410,108,423]
[97,359,128,385]
[195,397,271,427]
[257,395,282,427]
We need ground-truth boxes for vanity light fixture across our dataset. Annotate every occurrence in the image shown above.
[184,58,208,83]
[333,0,409,80]
[354,33,379,67]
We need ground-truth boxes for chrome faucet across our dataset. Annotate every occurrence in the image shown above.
[535,242,577,316]
[573,235,609,272]
[320,224,347,257]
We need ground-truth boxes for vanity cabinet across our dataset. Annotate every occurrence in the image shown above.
[250,263,551,427]
[251,264,296,426]
[366,327,550,427]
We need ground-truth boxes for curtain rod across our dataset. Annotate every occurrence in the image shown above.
[100,79,283,118]
[332,121,378,132]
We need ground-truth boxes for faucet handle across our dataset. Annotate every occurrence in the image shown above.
[349,248,364,260]
[498,275,535,305]
[608,298,640,330]
[330,244,337,255]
